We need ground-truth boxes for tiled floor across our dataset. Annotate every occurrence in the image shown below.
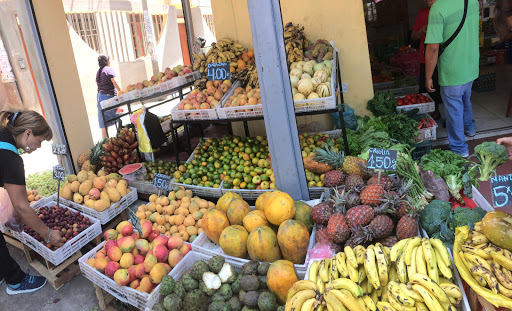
[435,64,512,144]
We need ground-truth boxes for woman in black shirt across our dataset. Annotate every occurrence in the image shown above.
[0,110,63,295]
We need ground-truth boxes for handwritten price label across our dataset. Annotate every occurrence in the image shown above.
[153,173,171,190]
[207,62,230,81]
[490,174,512,208]
[51,144,67,155]
[367,148,397,171]
[53,165,65,181]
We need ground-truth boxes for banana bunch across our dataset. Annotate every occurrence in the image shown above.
[193,77,208,90]
[284,22,308,64]
[456,222,512,300]
[232,64,259,89]
[192,38,245,74]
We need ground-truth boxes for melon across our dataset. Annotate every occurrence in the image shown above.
[277,219,310,264]
[246,226,281,262]
[219,225,249,258]
[119,163,143,175]
[317,83,331,97]
[297,78,313,96]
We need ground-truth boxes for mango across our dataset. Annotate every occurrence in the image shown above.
[106,187,121,203]
[76,170,88,183]
[79,180,93,196]
[70,181,80,193]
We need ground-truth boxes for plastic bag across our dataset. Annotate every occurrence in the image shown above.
[330,104,358,130]
[0,187,22,232]
[132,107,155,161]
[307,242,336,262]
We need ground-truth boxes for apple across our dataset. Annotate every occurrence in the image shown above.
[260,181,270,190]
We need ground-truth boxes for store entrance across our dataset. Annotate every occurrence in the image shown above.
[365,0,512,145]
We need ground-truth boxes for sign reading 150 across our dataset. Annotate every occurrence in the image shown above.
[367,148,397,171]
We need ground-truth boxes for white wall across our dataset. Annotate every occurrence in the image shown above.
[191,6,216,46]
[156,5,184,70]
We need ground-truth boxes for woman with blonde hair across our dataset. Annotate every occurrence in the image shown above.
[0,109,63,294]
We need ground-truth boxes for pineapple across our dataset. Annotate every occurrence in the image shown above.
[311,201,335,225]
[327,213,351,243]
[77,150,91,169]
[341,156,365,177]
[313,145,345,169]
[344,235,360,248]
[343,187,362,209]
[360,183,384,206]
[89,138,106,172]
[316,227,330,243]
[396,200,412,220]
[367,173,394,191]
[345,205,374,228]
[323,170,346,187]
[396,207,419,240]
[344,174,364,192]
[377,235,399,248]
[368,214,394,239]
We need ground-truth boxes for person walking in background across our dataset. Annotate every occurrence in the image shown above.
[424,0,479,157]
[411,0,442,120]
[494,0,512,41]
[96,54,121,139]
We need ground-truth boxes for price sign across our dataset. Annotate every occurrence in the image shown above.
[52,144,67,155]
[367,148,397,171]
[490,174,512,208]
[207,62,230,81]
[53,165,65,181]
[153,173,171,190]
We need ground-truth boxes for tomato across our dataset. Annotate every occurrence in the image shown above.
[397,98,403,106]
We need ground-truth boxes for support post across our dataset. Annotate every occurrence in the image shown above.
[246,0,309,200]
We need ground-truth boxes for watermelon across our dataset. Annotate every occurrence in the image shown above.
[119,163,143,175]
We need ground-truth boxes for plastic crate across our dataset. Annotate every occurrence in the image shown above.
[396,93,435,114]
[21,200,101,266]
[192,198,320,272]
[130,180,161,195]
[50,187,137,225]
[293,43,338,113]
[376,85,419,97]
[412,140,433,160]
[215,81,264,119]
[170,97,220,121]
[373,81,395,91]
[79,241,163,311]
[417,115,438,141]
[170,179,224,198]
[30,196,48,209]
[100,97,119,110]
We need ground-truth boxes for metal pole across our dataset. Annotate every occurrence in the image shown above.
[141,0,159,75]
[181,0,195,65]
[246,0,309,200]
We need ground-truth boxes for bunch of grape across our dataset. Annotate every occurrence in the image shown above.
[26,171,61,197]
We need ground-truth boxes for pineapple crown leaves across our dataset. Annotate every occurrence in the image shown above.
[90,138,107,165]
[313,145,345,170]
[328,188,347,214]
[350,224,376,245]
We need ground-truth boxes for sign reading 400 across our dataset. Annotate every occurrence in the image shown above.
[367,148,397,171]
[207,62,230,81]
[490,174,512,208]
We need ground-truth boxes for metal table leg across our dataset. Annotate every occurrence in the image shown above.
[170,120,180,166]
[243,120,250,137]
[184,123,192,154]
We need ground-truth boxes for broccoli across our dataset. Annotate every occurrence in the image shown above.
[473,206,488,219]
[471,142,508,181]
[419,200,453,235]
[450,206,487,230]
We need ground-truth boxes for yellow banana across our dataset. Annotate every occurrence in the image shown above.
[404,237,421,266]
[345,246,358,268]
[319,258,330,282]
[357,264,366,285]
[412,284,444,311]
[389,265,399,283]
[399,283,424,302]
[331,256,339,281]
[316,276,325,294]
[416,302,429,311]
[397,254,408,283]
[387,281,415,307]
[390,238,409,263]
[286,280,319,301]
[439,283,462,299]
[285,289,317,311]
[416,245,427,275]
[364,246,381,290]
[360,278,369,295]
[435,249,453,281]
[407,246,418,278]
[448,296,457,305]
[430,238,451,268]
[309,260,320,283]
[376,301,398,311]
[491,251,512,271]
[464,252,492,272]
[498,283,512,298]
[471,232,489,245]
[503,248,512,260]
[347,260,359,284]
[370,287,378,303]
[388,293,416,311]
[330,289,365,311]
[459,251,487,287]
[439,277,453,284]
[331,278,364,298]
[463,245,492,260]
[354,246,366,266]
[470,265,499,294]
[317,305,325,311]
[382,245,391,265]
[336,252,349,278]
[376,287,382,299]
[323,291,347,311]
[300,297,319,311]
[367,275,374,294]
[474,224,483,232]
[374,244,389,286]
[410,273,450,303]
[422,240,439,283]
[382,285,389,302]
[362,295,377,311]
[502,266,512,282]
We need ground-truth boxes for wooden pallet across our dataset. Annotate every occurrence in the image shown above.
[3,231,81,290]
[94,285,139,311]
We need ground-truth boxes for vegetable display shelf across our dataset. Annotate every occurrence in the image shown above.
[48,187,138,225]
[17,200,102,266]
[79,241,164,311]
[192,198,321,273]
[396,93,435,114]
[376,85,420,97]
[412,140,433,161]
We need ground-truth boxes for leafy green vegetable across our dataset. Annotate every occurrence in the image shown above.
[419,149,468,179]
[445,174,464,205]
[367,91,397,116]
[338,124,391,156]
[450,206,487,231]
[470,141,508,181]
[361,113,419,146]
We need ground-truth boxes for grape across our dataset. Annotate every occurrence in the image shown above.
[26,171,62,197]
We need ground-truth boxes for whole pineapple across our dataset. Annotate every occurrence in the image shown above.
[368,214,394,239]
[343,186,362,209]
[396,207,419,240]
[344,235,360,249]
[345,205,374,228]
[367,173,394,191]
[316,227,330,243]
[311,201,335,225]
[360,183,384,206]
[341,156,366,177]
[324,170,346,187]
[313,145,345,171]
[377,236,399,248]
[327,213,351,243]
[344,174,364,192]
[396,200,412,220]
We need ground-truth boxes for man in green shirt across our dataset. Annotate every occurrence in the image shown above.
[425,0,479,157]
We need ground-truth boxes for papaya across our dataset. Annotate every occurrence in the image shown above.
[219,225,249,258]
[277,219,310,264]
[293,201,313,233]
[263,191,295,225]
[242,210,268,233]
[202,208,230,244]
[267,260,298,304]
[246,226,281,262]
[255,191,273,211]
[216,191,242,213]
[482,211,512,251]
[226,198,251,226]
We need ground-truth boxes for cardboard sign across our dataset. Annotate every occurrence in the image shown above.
[53,165,65,181]
[51,144,67,155]
[490,174,512,208]
[153,173,171,190]
[367,148,397,171]
[207,62,230,81]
